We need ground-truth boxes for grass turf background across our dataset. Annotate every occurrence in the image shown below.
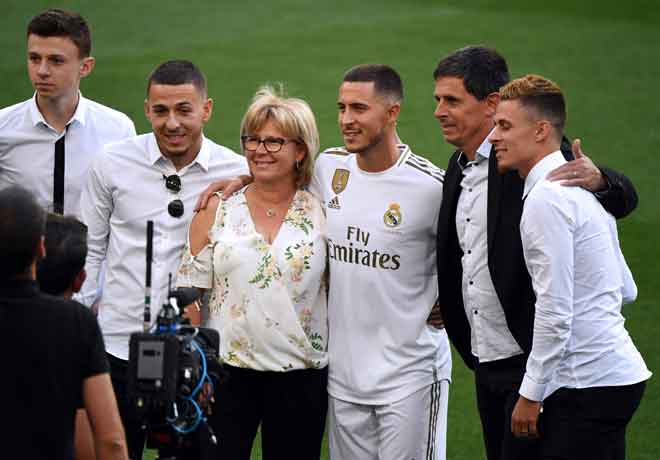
[3,0,658,458]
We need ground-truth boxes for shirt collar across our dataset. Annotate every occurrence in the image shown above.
[28,92,88,129]
[456,129,494,169]
[523,150,566,199]
[147,133,211,172]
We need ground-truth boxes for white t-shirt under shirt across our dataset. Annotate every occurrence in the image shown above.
[311,144,452,405]
[177,188,328,372]
[0,93,136,218]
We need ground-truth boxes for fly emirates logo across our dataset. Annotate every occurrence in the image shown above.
[328,225,401,270]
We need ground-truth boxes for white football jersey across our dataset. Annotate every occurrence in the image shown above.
[311,144,452,405]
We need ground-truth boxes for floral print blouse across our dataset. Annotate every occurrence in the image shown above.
[177,188,328,371]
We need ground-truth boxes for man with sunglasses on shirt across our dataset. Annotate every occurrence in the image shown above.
[80,59,247,459]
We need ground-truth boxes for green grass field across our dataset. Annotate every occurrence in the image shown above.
[3,0,659,458]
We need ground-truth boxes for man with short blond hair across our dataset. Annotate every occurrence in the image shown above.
[490,74,650,460]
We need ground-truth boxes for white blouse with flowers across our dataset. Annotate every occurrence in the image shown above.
[177,188,328,372]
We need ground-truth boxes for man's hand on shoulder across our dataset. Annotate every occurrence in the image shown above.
[547,139,607,192]
[194,174,253,211]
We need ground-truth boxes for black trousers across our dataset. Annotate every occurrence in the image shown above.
[210,365,328,460]
[538,381,646,460]
[475,354,539,460]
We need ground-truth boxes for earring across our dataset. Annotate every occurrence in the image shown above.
[295,159,300,170]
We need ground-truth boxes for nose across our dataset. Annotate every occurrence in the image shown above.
[165,112,180,130]
[37,60,49,77]
[433,100,447,119]
[339,108,354,127]
[489,127,501,144]
[255,140,268,153]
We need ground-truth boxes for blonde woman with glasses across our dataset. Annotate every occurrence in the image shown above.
[177,86,327,459]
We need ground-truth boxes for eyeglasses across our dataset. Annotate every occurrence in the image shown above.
[163,174,184,218]
[241,135,299,153]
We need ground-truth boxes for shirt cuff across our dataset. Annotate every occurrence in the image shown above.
[519,373,546,402]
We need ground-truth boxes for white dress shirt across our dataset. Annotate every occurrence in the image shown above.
[519,151,651,401]
[456,133,523,362]
[80,133,248,360]
[0,94,135,218]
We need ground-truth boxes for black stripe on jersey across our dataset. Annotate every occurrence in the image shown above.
[406,154,445,183]
[426,381,441,459]
[408,153,445,176]
[405,159,445,184]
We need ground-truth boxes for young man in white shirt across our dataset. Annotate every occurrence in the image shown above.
[0,9,135,218]
[311,64,451,460]
[491,74,650,460]
[80,60,247,459]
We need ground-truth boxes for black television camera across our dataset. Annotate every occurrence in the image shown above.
[126,221,223,460]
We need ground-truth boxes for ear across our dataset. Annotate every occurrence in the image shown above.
[534,120,553,143]
[295,144,307,164]
[202,97,213,124]
[79,56,96,79]
[387,102,401,124]
[72,268,87,294]
[144,98,150,120]
[485,92,501,117]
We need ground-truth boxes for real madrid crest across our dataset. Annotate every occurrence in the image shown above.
[332,169,350,194]
[383,202,402,228]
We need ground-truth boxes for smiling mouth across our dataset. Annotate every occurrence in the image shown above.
[165,134,185,143]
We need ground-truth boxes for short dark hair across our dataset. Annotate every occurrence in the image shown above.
[500,74,566,139]
[343,64,403,103]
[0,187,46,280]
[27,9,92,58]
[147,60,207,97]
[433,46,509,100]
[37,214,88,296]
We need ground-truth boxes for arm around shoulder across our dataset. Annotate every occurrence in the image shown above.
[189,194,221,256]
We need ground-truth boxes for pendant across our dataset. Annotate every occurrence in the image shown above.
[266,208,276,217]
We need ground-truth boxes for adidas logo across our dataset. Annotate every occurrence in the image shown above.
[328,196,341,209]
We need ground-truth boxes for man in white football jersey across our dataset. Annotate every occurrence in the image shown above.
[195,64,451,459]
[310,64,451,460]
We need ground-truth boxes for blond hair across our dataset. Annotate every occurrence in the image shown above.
[499,74,566,137]
[240,85,320,189]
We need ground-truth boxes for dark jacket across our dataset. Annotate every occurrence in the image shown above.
[436,138,638,370]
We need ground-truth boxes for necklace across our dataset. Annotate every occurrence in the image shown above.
[265,208,276,217]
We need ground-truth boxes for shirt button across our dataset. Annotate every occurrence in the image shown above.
[474,310,478,315]
[469,281,474,285]
[467,250,472,254]
[469,188,473,192]
[466,218,471,222]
